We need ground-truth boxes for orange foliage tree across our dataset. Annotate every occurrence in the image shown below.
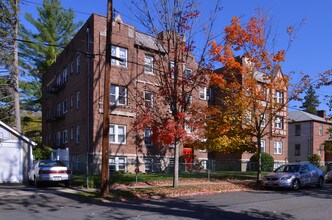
[198,11,310,182]
[132,0,221,187]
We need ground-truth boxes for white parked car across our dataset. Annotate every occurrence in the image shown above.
[28,160,72,187]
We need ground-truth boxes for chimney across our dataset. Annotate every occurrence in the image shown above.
[316,110,326,119]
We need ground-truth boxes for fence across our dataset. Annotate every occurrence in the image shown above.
[67,159,278,175]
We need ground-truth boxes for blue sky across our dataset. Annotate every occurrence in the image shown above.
[19,0,332,114]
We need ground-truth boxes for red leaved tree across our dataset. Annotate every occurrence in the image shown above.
[132,0,221,187]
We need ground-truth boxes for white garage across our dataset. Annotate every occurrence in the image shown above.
[0,121,35,183]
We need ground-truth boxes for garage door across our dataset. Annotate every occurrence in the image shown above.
[0,142,22,183]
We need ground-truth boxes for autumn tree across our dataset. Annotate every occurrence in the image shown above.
[19,0,82,110]
[131,0,221,187]
[203,11,309,182]
[300,85,320,114]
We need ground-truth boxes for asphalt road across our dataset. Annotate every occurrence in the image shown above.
[0,183,331,220]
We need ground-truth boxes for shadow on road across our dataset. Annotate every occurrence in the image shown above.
[0,183,302,220]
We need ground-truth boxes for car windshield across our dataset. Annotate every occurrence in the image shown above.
[39,160,66,167]
[275,164,301,172]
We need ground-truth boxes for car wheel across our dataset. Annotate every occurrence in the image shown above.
[292,179,300,190]
[317,177,324,188]
[34,176,39,188]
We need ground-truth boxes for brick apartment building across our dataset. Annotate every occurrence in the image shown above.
[209,57,289,171]
[288,110,332,165]
[42,13,208,174]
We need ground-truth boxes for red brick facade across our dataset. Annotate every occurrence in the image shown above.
[42,14,208,174]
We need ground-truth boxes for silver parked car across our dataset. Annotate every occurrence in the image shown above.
[325,170,332,182]
[28,160,72,187]
[263,162,325,190]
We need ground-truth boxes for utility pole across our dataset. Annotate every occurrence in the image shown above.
[100,0,112,197]
[13,0,21,132]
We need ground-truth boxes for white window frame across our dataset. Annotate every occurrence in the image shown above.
[76,91,80,110]
[261,114,266,127]
[76,55,80,74]
[184,68,192,79]
[319,124,323,136]
[70,127,74,140]
[56,131,61,146]
[170,61,175,78]
[260,139,266,153]
[275,91,284,103]
[63,129,68,144]
[275,116,283,129]
[109,124,126,144]
[144,91,153,109]
[63,99,68,114]
[199,87,210,100]
[144,54,153,74]
[274,141,282,154]
[70,61,74,74]
[76,126,80,144]
[109,157,127,172]
[70,95,74,108]
[144,128,153,146]
[110,85,127,105]
[111,45,127,67]
[63,68,68,83]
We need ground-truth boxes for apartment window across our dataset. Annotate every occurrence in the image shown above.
[275,91,284,103]
[169,61,175,78]
[63,68,68,83]
[144,54,153,73]
[56,74,62,86]
[70,128,74,140]
[56,103,62,116]
[319,124,323,136]
[63,130,68,144]
[185,95,192,105]
[111,45,127,67]
[109,157,127,173]
[144,91,153,109]
[70,95,74,108]
[295,144,301,156]
[245,111,252,124]
[56,131,61,146]
[110,85,127,105]
[63,99,68,114]
[262,87,268,101]
[275,116,283,129]
[274,141,282,154]
[261,114,266,127]
[76,91,80,110]
[144,128,153,146]
[76,55,80,74]
[260,139,266,153]
[109,124,126,144]
[295,124,301,136]
[70,61,74,74]
[199,87,210,100]
[76,126,80,144]
[184,68,192,79]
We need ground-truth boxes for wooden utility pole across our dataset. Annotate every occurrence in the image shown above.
[100,0,113,197]
[13,0,21,132]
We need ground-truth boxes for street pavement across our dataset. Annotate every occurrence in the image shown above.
[0,183,331,220]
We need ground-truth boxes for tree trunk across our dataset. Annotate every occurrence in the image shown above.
[13,0,21,132]
[173,140,179,188]
[256,137,262,183]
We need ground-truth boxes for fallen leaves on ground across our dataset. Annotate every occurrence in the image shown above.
[106,180,256,201]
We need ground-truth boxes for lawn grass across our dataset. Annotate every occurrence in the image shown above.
[72,171,264,188]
